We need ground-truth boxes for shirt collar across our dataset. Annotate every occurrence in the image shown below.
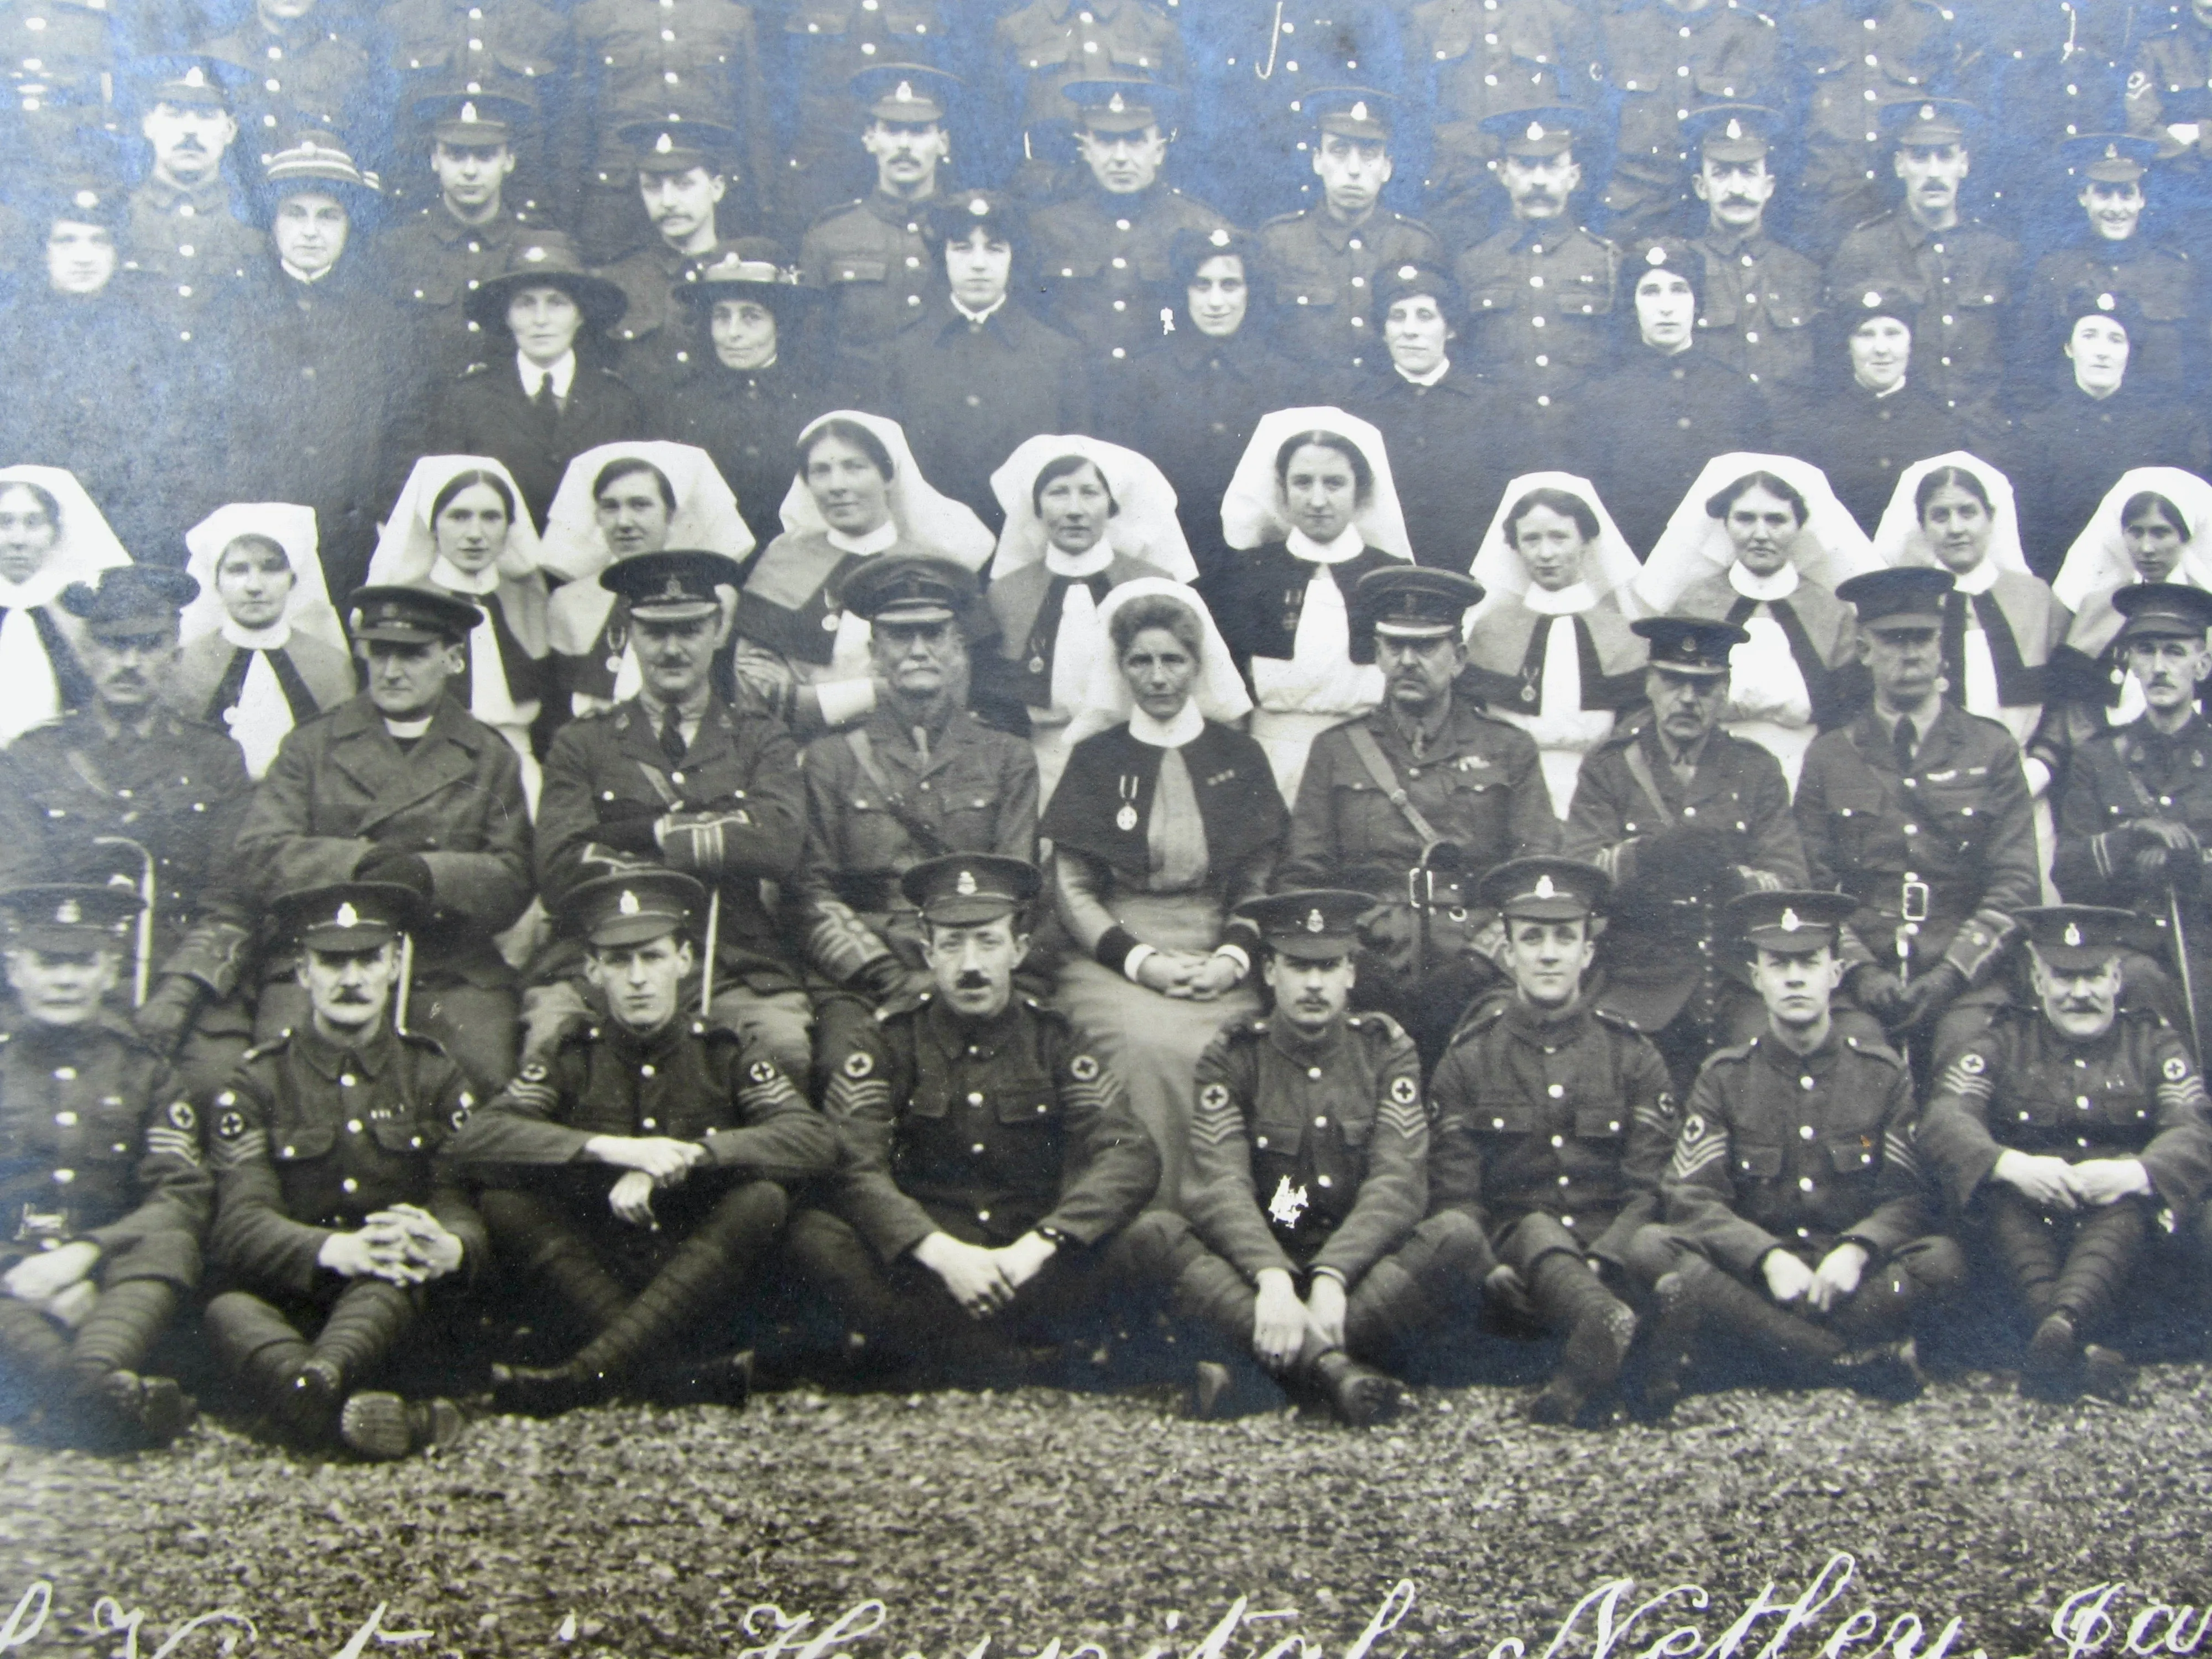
[383,714,434,741]
[951,293,1008,327]
[1286,525,1366,565]
[1950,557,1998,596]
[430,555,501,596]
[1729,561,1800,602]
[1045,542,1114,578]
[640,685,712,725]
[295,1018,394,1081]
[1394,357,1451,387]
[1128,701,1204,748]
[518,350,577,399]
[221,617,294,650]
[281,259,335,284]
[141,174,229,213]
[1523,581,1597,617]
[826,520,900,557]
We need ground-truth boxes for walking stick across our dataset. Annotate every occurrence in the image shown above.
[92,836,155,1008]
[698,889,721,1017]
[394,932,415,1032]
[2169,886,2203,1059]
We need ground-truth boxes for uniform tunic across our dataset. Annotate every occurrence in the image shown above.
[1688,227,1823,397]
[427,352,651,530]
[597,238,722,401]
[799,191,942,381]
[1349,362,1511,566]
[199,13,372,145]
[122,175,264,319]
[1407,0,1599,201]
[662,354,832,550]
[1182,1010,1427,1285]
[988,0,1185,175]
[1772,377,1962,533]
[1427,997,1677,1272]
[2022,236,2201,398]
[381,203,545,369]
[1599,0,1782,227]
[1579,345,1764,557]
[373,0,572,192]
[0,1019,206,1292]
[1451,221,1617,454]
[1783,0,1961,247]
[1032,185,1230,372]
[1258,208,1440,382]
[771,0,956,235]
[1824,210,2019,420]
[2004,383,2212,581]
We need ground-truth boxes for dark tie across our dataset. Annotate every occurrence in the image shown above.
[1893,717,1916,775]
[658,705,686,765]
[532,374,558,416]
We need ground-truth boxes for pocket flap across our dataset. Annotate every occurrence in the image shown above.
[272,1125,336,1161]
[1736,1144,1783,1178]
[1575,1109,1626,1139]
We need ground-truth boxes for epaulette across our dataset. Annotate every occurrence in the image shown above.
[1848,209,1895,234]
[1222,1013,1271,1042]
[1024,995,1072,1030]
[1705,1037,1760,1067]
[459,359,493,377]
[396,1025,451,1056]
[1348,1009,1408,1043]
[875,988,930,1022]
[239,1029,294,1063]
[1838,1030,1906,1067]
[1442,998,1510,1051]
[700,1018,745,1046]
[1259,209,1307,230]
[1391,211,1439,236]
[1590,1005,1645,1035]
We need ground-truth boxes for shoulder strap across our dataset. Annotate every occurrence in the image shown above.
[1342,724,1443,846]
[847,729,949,860]
[1620,735,1678,832]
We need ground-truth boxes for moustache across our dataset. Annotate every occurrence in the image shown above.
[955,972,990,990]
[330,989,375,1004]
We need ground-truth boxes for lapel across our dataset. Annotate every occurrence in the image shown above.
[327,695,483,833]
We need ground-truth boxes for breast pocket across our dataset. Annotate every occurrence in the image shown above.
[826,258,888,286]
[993,1091,1063,1184]
[1443,774,1511,862]
[839,799,910,869]
[1827,787,1890,867]
[369,1118,432,1156]
[270,1124,337,1164]
[1469,1105,1537,1138]
[1919,785,1990,858]
[1824,1138,1880,1176]
[1575,1109,1626,1141]
[1734,1144,1783,1181]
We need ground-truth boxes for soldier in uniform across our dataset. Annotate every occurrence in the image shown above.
[784,854,1160,1382]
[1126,889,1485,1423]
[0,883,205,1447]
[770,4,958,241]
[1281,566,1558,1072]
[1921,903,2212,1400]
[1598,0,1782,238]
[1028,77,1228,376]
[1564,615,1809,1091]
[1681,105,1824,398]
[122,59,264,322]
[1449,108,1619,475]
[238,585,534,1094]
[1824,99,2020,425]
[456,869,835,1412]
[533,550,814,1078]
[1426,858,1678,1426]
[2051,583,2212,1046]
[797,64,961,386]
[380,91,545,369]
[371,0,571,208]
[1626,889,1962,1414]
[1797,567,2039,1067]
[1257,87,1439,385]
[987,0,1185,199]
[0,567,255,1098]
[596,114,743,400]
[2124,0,2212,252]
[202,880,482,1459]
[197,0,371,150]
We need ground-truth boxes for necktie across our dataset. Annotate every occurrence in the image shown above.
[659,705,686,765]
[532,374,557,417]
[1893,717,1916,775]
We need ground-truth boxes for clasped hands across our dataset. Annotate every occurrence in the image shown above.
[1134,948,1243,1000]
[912,1229,1059,1319]
[2117,818,2204,888]
[1993,1149,2152,1212]
[1250,1267,1347,1371]
[586,1134,711,1227]
[1761,1241,1868,1313]
[316,1203,467,1284]
[4,1239,102,1326]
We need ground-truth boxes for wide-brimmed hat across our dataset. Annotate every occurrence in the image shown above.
[670,238,819,320]
[463,232,628,335]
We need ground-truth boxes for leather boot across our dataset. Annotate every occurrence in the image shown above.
[1301,1348,1403,1427]
[1636,1266,1706,1421]
[1525,1253,1636,1426]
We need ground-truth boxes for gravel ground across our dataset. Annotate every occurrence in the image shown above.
[7,1369,2212,1659]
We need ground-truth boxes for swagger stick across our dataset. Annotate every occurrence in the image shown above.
[2169,886,2203,1060]
[699,889,721,1017]
[93,836,155,1008]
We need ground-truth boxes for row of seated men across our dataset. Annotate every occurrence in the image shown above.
[20,32,2212,589]
[2,554,2210,1458]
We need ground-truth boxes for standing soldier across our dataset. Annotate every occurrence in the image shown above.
[237,585,535,1094]
[381,90,545,369]
[198,0,371,152]
[1919,904,2212,1400]
[1128,890,1488,1423]
[122,59,264,321]
[798,64,961,385]
[1627,889,1962,1414]
[372,0,571,208]
[1564,615,1809,1090]
[1824,100,2019,425]
[1598,0,1782,238]
[1427,858,1678,1426]
[2123,0,2212,251]
[457,870,835,1413]
[770,5,958,241]
[987,0,1185,200]
[1281,566,1558,1071]
[533,551,813,1078]
[1682,105,1824,397]
[1258,87,1439,386]
[785,854,1159,1383]
[0,883,205,1447]
[596,114,744,401]
[1797,567,2039,1063]
[1029,77,1228,376]
[0,567,255,1097]
[202,880,482,1459]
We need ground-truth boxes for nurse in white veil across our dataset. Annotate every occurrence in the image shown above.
[2048,468,2212,731]
[0,464,131,745]
[1464,472,1648,818]
[1634,452,1879,790]
[174,503,353,778]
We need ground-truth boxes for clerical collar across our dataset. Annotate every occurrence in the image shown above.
[1949,557,1998,596]
[1524,580,1597,616]
[1286,525,1365,565]
[1394,357,1450,387]
[1045,542,1114,578]
[384,715,433,740]
[1129,700,1204,748]
[430,555,501,596]
[952,293,1006,326]
[1729,561,1800,602]
[281,259,334,285]
[826,520,900,557]
[221,616,293,650]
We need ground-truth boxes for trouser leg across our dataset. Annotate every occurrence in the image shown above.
[479,1188,632,1338]
[204,1289,319,1433]
[1344,1211,1492,1366]
[2052,1201,2151,1337]
[309,1278,420,1388]
[412,982,519,1096]
[782,1208,930,1355]
[1692,1262,1846,1375]
[0,1298,71,1396]
[1130,1212,1261,1355]
[518,981,594,1070]
[709,986,814,1082]
[1523,1237,1639,1423]
[1983,1188,2069,1323]
[67,1280,178,1390]
[1830,1235,1969,1349]
[566,1181,789,1380]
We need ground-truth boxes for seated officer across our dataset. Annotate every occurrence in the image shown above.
[203,881,482,1460]
[1130,891,1486,1426]
[457,870,835,1414]
[239,585,533,1095]
[786,855,1159,1383]
[0,884,205,1448]
[1919,905,2212,1401]
[1627,890,1962,1415]
[1427,859,1678,1426]
[1564,615,1808,1092]
[532,550,812,1078]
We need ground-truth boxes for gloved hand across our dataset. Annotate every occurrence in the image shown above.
[132,975,207,1057]
[356,847,435,898]
[1895,963,1967,1031]
[1847,965,1909,1024]
[1640,825,1735,899]
[593,798,664,854]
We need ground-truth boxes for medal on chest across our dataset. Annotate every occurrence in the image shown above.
[1116,774,1139,833]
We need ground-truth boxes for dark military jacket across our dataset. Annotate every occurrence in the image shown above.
[2005,383,2212,579]
[0,1019,206,1288]
[1282,694,1559,905]
[426,350,651,530]
[1410,0,1599,193]
[1600,0,1782,209]
[567,0,772,212]
[1258,208,1440,381]
[207,1020,485,1300]
[820,990,1159,1258]
[598,237,722,398]
[237,694,533,988]
[1786,0,1960,205]
[537,692,805,990]
[0,0,117,109]
[1348,363,1515,569]
[990,0,1185,151]
[0,706,254,1000]
[2126,9,2212,144]
[374,0,572,133]
[1921,1005,2212,1215]
[201,14,372,141]
[1795,700,2039,984]
[1825,210,2019,417]
[1185,1009,1426,1284]
[452,1012,836,1191]
[2052,713,2212,942]
[773,1,955,232]
[1031,185,1231,369]
[1580,344,1765,556]
[123,175,264,315]
[662,354,834,550]
[1689,227,1823,397]
[2024,237,2200,397]
[1201,540,1402,678]
[795,707,1039,984]
[1428,996,1677,1267]
[1772,375,1963,534]
[1661,1025,1934,1275]
[382,203,544,368]
[799,191,944,377]
[1452,221,1618,414]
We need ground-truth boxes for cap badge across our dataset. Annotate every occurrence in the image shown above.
[894,80,914,101]
[335,902,359,929]
[956,869,978,897]
[460,101,479,122]
[1725,118,1744,140]
[2107,142,2122,159]
[1306,908,1325,933]
[1397,263,1418,280]
[1533,874,1558,900]
[524,244,547,262]
[1208,227,1230,247]
[182,66,207,88]
[72,188,97,210]
[968,195,990,216]
[1526,121,1545,143]
[1919,103,1936,122]
[1647,244,1667,265]
[618,889,641,916]
[55,900,80,925]
[659,576,687,599]
[1349,100,1369,122]
[1862,290,1883,307]
[2098,291,2116,311]
[2065,921,2084,947]
[655,131,674,154]
[1108,91,1127,114]
[465,80,483,94]
[1780,907,1802,932]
